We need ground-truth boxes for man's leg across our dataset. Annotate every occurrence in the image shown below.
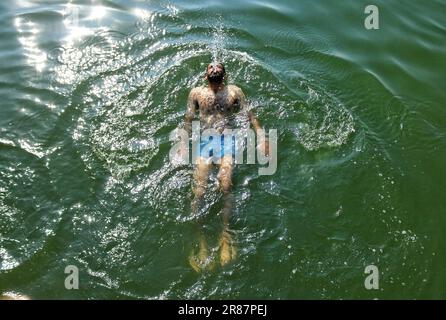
[217,155,237,266]
[191,156,211,214]
[189,156,214,272]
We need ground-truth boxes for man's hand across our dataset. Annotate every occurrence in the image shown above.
[248,111,269,157]
[177,142,189,159]
[257,137,269,157]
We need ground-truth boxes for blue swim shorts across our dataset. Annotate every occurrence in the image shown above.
[195,134,236,161]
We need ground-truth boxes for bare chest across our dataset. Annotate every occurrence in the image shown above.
[197,90,239,116]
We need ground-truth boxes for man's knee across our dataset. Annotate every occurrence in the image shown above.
[194,184,206,198]
[221,179,231,194]
[218,166,232,194]
[192,158,208,194]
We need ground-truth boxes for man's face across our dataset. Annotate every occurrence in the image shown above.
[206,62,225,84]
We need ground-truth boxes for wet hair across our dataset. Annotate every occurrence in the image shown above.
[215,62,226,74]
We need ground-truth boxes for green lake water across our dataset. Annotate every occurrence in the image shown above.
[0,0,446,299]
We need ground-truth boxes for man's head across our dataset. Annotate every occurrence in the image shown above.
[205,62,226,85]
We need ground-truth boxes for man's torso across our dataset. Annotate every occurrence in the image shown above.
[193,84,243,132]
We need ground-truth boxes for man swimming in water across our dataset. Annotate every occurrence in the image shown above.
[181,62,268,271]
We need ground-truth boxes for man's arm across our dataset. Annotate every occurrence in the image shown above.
[249,111,270,157]
[183,88,198,134]
[235,87,269,156]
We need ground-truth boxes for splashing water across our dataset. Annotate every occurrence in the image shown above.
[210,20,226,63]
[1,0,443,300]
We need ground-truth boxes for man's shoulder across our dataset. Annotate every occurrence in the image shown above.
[227,84,241,90]
[190,86,206,96]
[227,84,243,94]
[192,85,207,91]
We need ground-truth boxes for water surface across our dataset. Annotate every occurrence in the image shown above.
[0,0,445,299]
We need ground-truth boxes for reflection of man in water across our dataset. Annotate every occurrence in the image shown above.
[182,62,268,271]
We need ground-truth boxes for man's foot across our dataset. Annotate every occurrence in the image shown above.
[188,237,215,272]
[219,230,237,267]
